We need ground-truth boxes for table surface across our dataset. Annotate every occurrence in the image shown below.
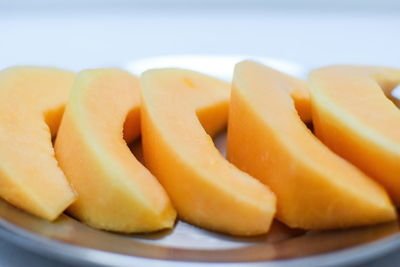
[0,2,400,266]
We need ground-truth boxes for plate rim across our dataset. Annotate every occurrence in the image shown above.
[1,215,400,267]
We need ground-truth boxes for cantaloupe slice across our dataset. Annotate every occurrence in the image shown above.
[267,68,311,123]
[55,69,176,233]
[227,61,396,229]
[309,66,400,204]
[0,66,76,220]
[140,68,276,236]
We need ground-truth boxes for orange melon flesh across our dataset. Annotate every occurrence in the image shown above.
[141,68,276,236]
[227,61,396,229]
[309,66,400,204]
[271,69,311,123]
[55,69,176,233]
[0,67,76,220]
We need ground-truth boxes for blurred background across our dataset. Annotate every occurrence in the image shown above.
[0,0,399,71]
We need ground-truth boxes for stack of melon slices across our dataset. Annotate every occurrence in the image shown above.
[0,61,398,236]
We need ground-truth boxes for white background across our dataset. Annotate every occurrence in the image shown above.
[0,1,399,70]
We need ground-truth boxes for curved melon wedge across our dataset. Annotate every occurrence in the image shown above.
[263,66,311,122]
[309,66,400,204]
[141,68,276,236]
[227,61,396,229]
[0,67,76,220]
[55,69,176,233]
